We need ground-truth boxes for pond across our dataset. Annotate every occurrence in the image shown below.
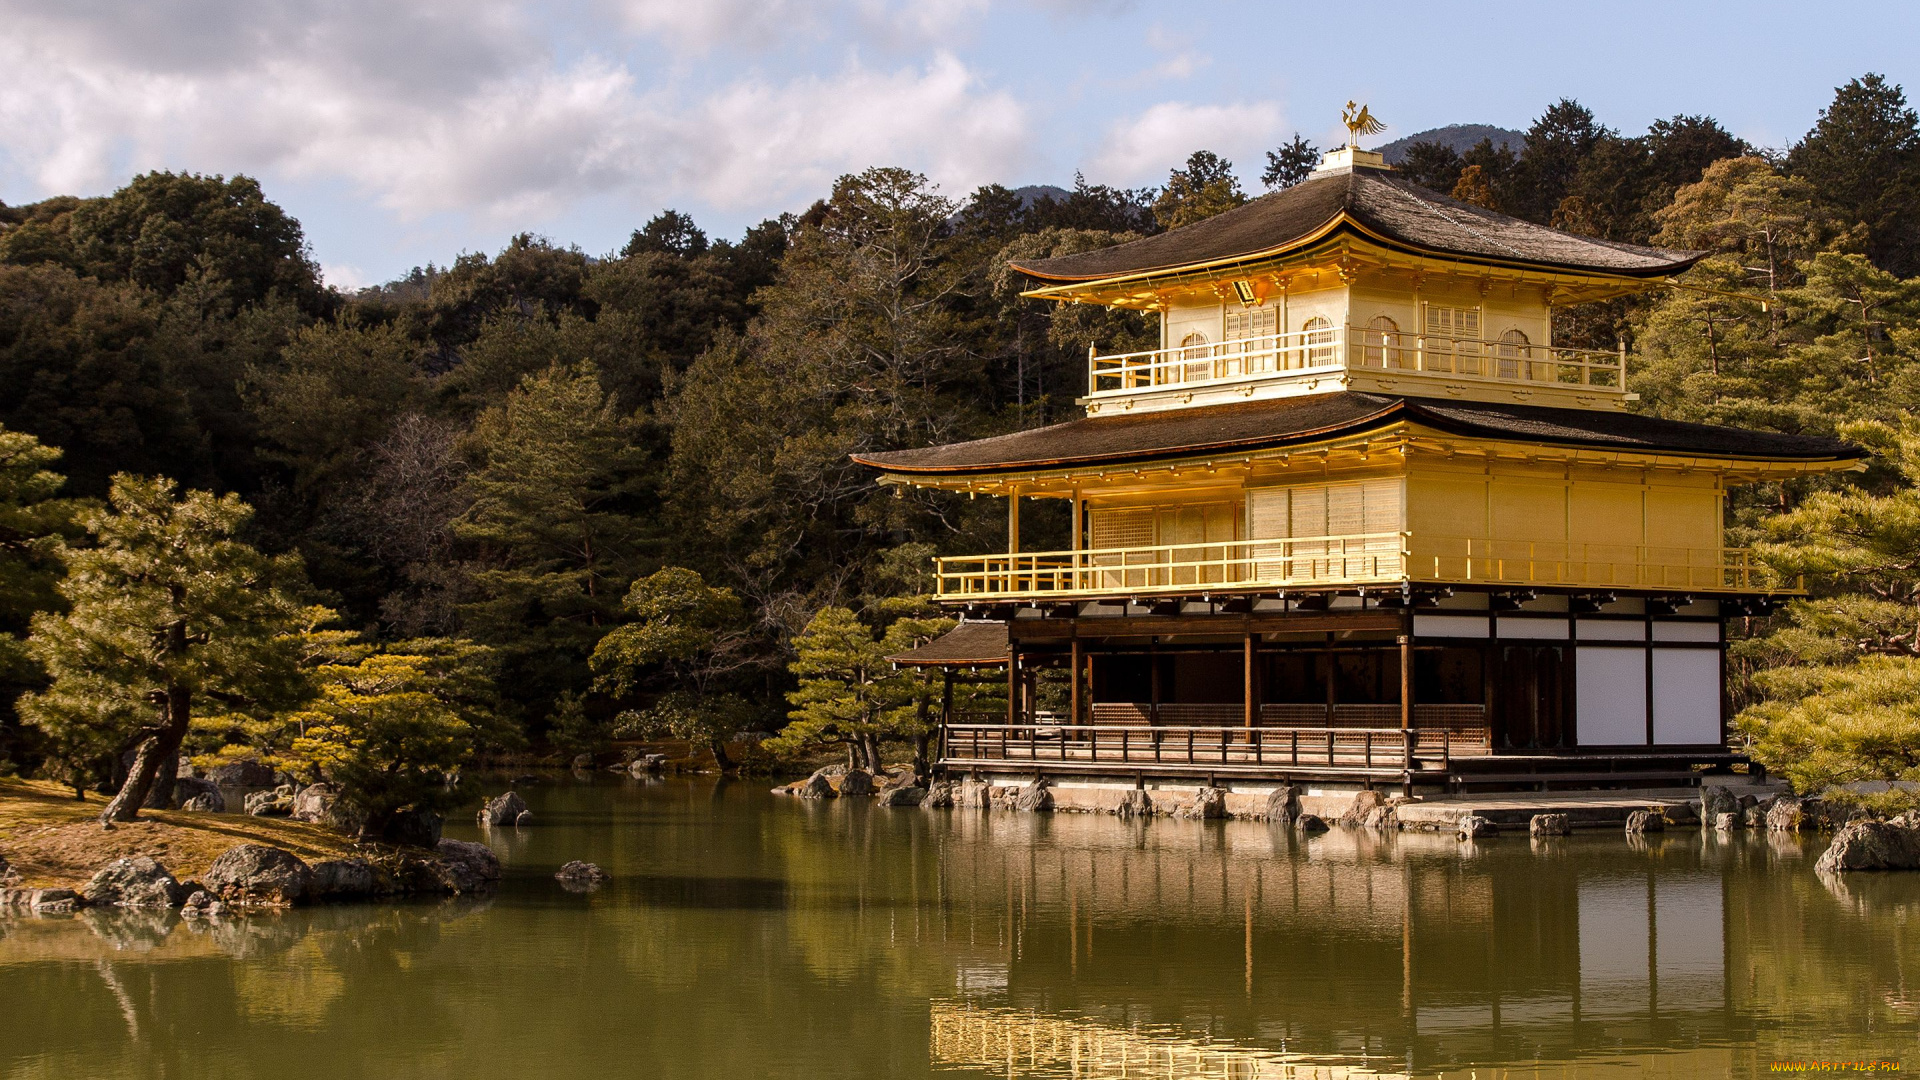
[1,777,1913,1079]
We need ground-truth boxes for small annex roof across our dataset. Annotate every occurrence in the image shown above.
[1009,165,1703,285]
[887,620,1010,667]
[852,393,1865,476]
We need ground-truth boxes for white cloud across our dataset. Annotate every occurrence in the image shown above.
[1088,100,1284,185]
[0,1,1030,229]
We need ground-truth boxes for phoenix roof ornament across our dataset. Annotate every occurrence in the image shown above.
[1342,102,1384,148]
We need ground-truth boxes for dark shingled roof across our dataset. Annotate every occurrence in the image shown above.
[1011,165,1704,283]
[853,394,1864,475]
[888,620,1009,667]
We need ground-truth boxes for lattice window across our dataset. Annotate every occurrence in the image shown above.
[1223,304,1276,341]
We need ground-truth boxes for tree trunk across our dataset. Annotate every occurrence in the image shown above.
[709,737,733,772]
[863,734,884,774]
[142,750,181,810]
[912,733,930,783]
[847,742,860,772]
[100,687,190,824]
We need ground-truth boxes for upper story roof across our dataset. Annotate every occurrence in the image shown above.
[853,393,1864,476]
[1009,164,1704,287]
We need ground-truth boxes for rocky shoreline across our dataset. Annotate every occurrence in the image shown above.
[775,768,1920,873]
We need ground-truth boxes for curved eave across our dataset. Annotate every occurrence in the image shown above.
[1013,215,1702,299]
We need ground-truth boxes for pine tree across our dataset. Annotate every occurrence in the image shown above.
[1788,74,1920,276]
[0,426,81,770]
[456,363,651,711]
[1153,151,1247,229]
[20,476,308,821]
[1262,135,1320,190]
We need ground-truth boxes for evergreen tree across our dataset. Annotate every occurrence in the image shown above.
[1397,141,1464,194]
[456,363,652,710]
[19,477,308,820]
[1788,74,1920,276]
[0,427,81,770]
[1262,135,1321,190]
[770,606,950,772]
[1152,151,1247,229]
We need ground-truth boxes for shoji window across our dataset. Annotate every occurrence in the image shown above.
[1246,480,1402,582]
[1423,304,1482,374]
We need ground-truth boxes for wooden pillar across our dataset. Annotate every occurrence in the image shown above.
[1149,638,1161,726]
[941,669,954,724]
[1070,638,1083,726]
[1007,488,1020,555]
[1243,632,1257,735]
[1399,628,1414,788]
[1007,649,1018,725]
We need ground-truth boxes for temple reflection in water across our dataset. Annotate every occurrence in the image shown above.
[918,814,1862,1077]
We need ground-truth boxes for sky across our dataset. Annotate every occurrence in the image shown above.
[2,0,1916,290]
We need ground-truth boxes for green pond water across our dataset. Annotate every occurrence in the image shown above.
[1,777,1915,1079]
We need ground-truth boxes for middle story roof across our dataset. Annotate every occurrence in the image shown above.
[852,393,1865,477]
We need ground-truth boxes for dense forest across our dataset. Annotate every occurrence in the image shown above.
[4,74,1920,820]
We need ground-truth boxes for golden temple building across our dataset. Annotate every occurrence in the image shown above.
[859,133,1864,792]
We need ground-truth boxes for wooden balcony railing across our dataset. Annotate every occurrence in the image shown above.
[1086,326,1625,397]
[933,534,1762,601]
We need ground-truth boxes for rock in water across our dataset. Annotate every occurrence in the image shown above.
[0,855,17,887]
[1714,812,1740,831]
[555,861,611,891]
[1457,815,1498,840]
[1115,789,1153,819]
[290,783,337,823]
[1015,779,1052,812]
[514,810,534,826]
[1174,787,1228,821]
[955,779,994,810]
[1815,816,1920,874]
[1530,813,1572,837]
[795,772,836,799]
[203,845,313,906]
[1293,813,1329,835]
[82,856,187,908]
[307,859,376,899]
[1767,796,1808,833]
[1700,785,1739,822]
[383,808,444,848]
[171,777,226,812]
[1625,809,1665,835]
[205,760,277,788]
[1361,805,1398,831]
[435,839,502,894]
[1338,790,1384,827]
[476,791,529,826]
[919,780,955,809]
[879,786,927,807]
[839,769,875,797]
[1263,786,1298,825]
[571,753,595,771]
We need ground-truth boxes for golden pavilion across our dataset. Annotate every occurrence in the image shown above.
[858,134,1863,792]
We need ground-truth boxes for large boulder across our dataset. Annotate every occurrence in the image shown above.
[1815,816,1920,874]
[1293,813,1329,835]
[1014,779,1053,813]
[244,788,293,817]
[1457,815,1498,840]
[383,808,444,848]
[920,780,955,809]
[289,783,338,824]
[1530,813,1572,837]
[839,770,875,798]
[205,759,277,788]
[1115,789,1154,819]
[82,856,187,908]
[1337,790,1385,828]
[1263,785,1298,825]
[1625,809,1666,835]
[1700,785,1740,822]
[1713,812,1741,831]
[795,772,836,799]
[171,777,226,812]
[203,845,313,906]
[307,859,375,900]
[1767,796,1809,832]
[571,753,595,771]
[955,779,995,810]
[555,861,611,892]
[435,839,502,894]
[1174,787,1228,821]
[476,791,529,827]
[879,786,927,807]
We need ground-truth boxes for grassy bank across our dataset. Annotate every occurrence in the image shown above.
[0,779,362,889]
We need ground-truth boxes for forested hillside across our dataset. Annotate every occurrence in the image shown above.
[4,76,1920,808]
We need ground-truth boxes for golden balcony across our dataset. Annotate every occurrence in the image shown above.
[932,534,1763,602]
[1084,326,1629,412]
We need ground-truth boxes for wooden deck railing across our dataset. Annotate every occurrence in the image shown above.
[1087,326,1626,397]
[934,534,1762,601]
